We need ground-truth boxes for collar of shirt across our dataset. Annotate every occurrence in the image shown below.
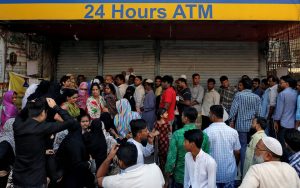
[188,149,204,161]
[123,163,144,173]
[270,84,278,90]
[242,89,252,93]
[183,123,197,129]
[209,122,226,127]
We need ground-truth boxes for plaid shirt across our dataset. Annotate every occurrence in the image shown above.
[289,151,300,177]
[218,86,237,112]
[204,122,241,183]
[229,89,261,132]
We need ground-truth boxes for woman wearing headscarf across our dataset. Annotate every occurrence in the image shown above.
[77,82,89,110]
[123,86,136,112]
[55,123,94,188]
[1,91,18,129]
[0,118,15,187]
[82,118,108,170]
[114,99,141,138]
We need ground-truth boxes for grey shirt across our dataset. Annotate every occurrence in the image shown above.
[191,84,204,113]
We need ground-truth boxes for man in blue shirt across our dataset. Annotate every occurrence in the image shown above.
[204,105,240,188]
[229,78,261,176]
[273,75,297,159]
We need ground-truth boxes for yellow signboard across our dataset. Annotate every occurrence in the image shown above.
[0,1,299,20]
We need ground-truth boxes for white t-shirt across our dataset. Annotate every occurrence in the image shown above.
[102,164,165,188]
[127,138,154,164]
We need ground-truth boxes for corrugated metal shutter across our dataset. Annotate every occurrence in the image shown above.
[103,40,155,79]
[160,41,259,86]
[57,41,98,80]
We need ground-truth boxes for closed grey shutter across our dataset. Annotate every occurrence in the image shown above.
[160,41,259,86]
[103,40,155,80]
[57,41,98,80]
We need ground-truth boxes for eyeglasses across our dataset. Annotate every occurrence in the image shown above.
[80,88,88,91]
[255,146,268,152]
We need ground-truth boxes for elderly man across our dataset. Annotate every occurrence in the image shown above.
[240,137,300,188]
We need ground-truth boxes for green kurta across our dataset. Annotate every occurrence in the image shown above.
[165,123,210,184]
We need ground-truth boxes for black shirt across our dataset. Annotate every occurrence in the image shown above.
[13,106,76,187]
[178,87,192,114]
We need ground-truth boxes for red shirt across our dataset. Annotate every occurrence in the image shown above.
[160,87,176,121]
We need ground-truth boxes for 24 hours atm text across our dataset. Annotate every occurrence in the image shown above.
[84,4,213,19]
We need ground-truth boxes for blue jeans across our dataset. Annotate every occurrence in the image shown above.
[238,132,248,176]
[216,181,235,188]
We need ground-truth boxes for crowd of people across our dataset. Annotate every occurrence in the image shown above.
[0,71,300,188]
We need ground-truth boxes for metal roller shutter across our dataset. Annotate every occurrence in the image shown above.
[160,41,259,87]
[57,41,98,80]
[103,40,155,79]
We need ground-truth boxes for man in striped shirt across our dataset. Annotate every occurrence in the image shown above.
[285,129,300,177]
[229,78,261,176]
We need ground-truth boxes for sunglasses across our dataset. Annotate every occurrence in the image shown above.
[80,88,88,91]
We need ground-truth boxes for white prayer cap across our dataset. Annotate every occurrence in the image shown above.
[262,137,283,156]
[145,79,153,83]
[180,74,187,79]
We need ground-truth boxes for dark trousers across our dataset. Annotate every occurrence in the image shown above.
[278,126,292,162]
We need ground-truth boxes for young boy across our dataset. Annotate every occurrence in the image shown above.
[183,129,217,188]
[243,116,267,177]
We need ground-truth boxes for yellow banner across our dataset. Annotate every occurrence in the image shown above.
[0,3,299,20]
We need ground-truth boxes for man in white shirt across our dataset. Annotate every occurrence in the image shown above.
[133,76,145,113]
[202,78,220,130]
[240,136,300,188]
[191,73,204,128]
[97,143,165,188]
[115,74,128,98]
[184,129,217,188]
[127,119,154,164]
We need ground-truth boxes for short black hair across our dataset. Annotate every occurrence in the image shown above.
[184,129,204,149]
[155,76,162,81]
[156,108,167,120]
[162,75,174,85]
[130,119,147,138]
[135,76,142,81]
[280,75,295,87]
[253,78,260,84]
[115,74,125,82]
[267,75,279,83]
[210,105,224,119]
[116,142,138,167]
[254,116,267,130]
[261,78,268,86]
[27,97,48,117]
[220,75,228,82]
[129,75,136,80]
[239,78,252,90]
[178,78,187,84]
[284,129,300,152]
[95,76,104,84]
[60,75,70,86]
[207,78,216,84]
[183,107,198,123]
[63,88,78,101]
[192,73,200,79]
